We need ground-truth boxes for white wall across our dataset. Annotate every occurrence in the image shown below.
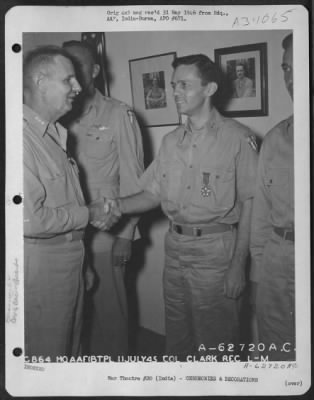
[106,30,292,335]
[23,30,293,335]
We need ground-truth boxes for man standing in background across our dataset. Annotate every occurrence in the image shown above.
[62,40,144,359]
[104,54,258,360]
[250,33,294,361]
[23,46,112,360]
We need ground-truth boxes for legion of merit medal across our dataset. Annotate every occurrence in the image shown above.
[201,172,212,197]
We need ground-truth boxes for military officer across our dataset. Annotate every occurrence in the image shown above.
[250,33,295,361]
[105,54,258,360]
[23,46,113,361]
[62,40,144,358]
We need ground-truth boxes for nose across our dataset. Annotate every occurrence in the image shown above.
[72,78,81,94]
[172,83,181,97]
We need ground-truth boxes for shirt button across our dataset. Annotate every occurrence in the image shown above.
[187,185,191,189]
[192,144,197,148]
[189,165,193,168]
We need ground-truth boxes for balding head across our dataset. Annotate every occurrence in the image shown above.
[23,45,81,122]
[23,46,73,92]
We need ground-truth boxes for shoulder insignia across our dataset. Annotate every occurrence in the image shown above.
[246,134,258,152]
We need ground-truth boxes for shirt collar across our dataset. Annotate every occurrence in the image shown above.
[178,107,224,143]
[23,104,68,150]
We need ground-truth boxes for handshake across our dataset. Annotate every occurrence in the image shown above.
[88,198,122,231]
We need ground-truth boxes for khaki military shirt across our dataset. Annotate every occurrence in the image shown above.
[142,108,258,225]
[23,105,88,238]
[68,89,144,239]
[250,116,294,281]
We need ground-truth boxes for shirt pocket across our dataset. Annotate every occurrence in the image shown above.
[85,125,113,160]
[41,170,71,208]
[265,167,290,207]
[195,167,235,211]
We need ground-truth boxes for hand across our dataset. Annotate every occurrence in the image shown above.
[88,198,121,231]
[104,198,122,218]
[223,265,246,299]
[112,237,132,267]
[88,199,107,222]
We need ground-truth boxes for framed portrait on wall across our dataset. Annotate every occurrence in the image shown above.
[215,42,268,118]
[129,52,180,127]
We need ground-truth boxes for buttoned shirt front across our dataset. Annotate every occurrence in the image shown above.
[68,89,144,238]
[250,116,294,281]
[23,105,88,238]
[142,108,258,225]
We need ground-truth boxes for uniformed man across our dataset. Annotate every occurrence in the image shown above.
[62,41,144,358]
[23,46,114,361]
[105,54,258,360]
[250,33,294,361]
[233,63,254,98]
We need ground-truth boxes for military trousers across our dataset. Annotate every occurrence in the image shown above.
[163,228,239,361]
[86,231,128,359]
[256,230,295,361]
[24,240,85,362]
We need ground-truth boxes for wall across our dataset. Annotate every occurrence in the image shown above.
[23,32,80,53]
[106,30,292,335]
[23,30,293,335]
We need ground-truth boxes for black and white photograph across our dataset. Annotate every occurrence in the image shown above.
[4,4,311,398]
[129,52,179,126]
[215,42,268,117]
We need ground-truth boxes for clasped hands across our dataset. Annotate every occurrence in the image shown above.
[88,198,122,231]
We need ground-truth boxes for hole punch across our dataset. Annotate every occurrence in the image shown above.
[13,195,22,205]
[12,43,21,53]
[13,347,22,357]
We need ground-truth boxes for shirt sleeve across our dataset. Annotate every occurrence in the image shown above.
[139,149,164,198]
[236,132,258,202]
[116,106,145,239]
[250,141,272,282]
[23,139,89,237]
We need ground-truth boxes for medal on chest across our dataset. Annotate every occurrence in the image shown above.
[201,172,212,197]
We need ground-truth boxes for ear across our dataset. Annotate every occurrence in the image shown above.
[92,64,100,79]
[35,71,48,91]
[205,82,218,97]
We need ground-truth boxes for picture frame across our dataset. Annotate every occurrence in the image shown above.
[214,42,268,118]
[129,52,180,127]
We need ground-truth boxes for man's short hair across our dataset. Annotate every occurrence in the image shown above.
[172,54,221,88]
[62,40,97,64]
[282,33,293,50]
[23,45,72,90]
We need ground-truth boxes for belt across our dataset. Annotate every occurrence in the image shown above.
[169,221,233,237]
[273,227,294,242]
[24,231,85,245]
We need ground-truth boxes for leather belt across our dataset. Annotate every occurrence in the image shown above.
[170,221,233,237]
[24,231,85,245]
[273,227,294,242]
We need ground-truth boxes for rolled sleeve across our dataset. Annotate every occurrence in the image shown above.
[116,107,144,240]
[139,158,162,198]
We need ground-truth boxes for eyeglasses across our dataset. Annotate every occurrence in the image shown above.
[281,63,293,72]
